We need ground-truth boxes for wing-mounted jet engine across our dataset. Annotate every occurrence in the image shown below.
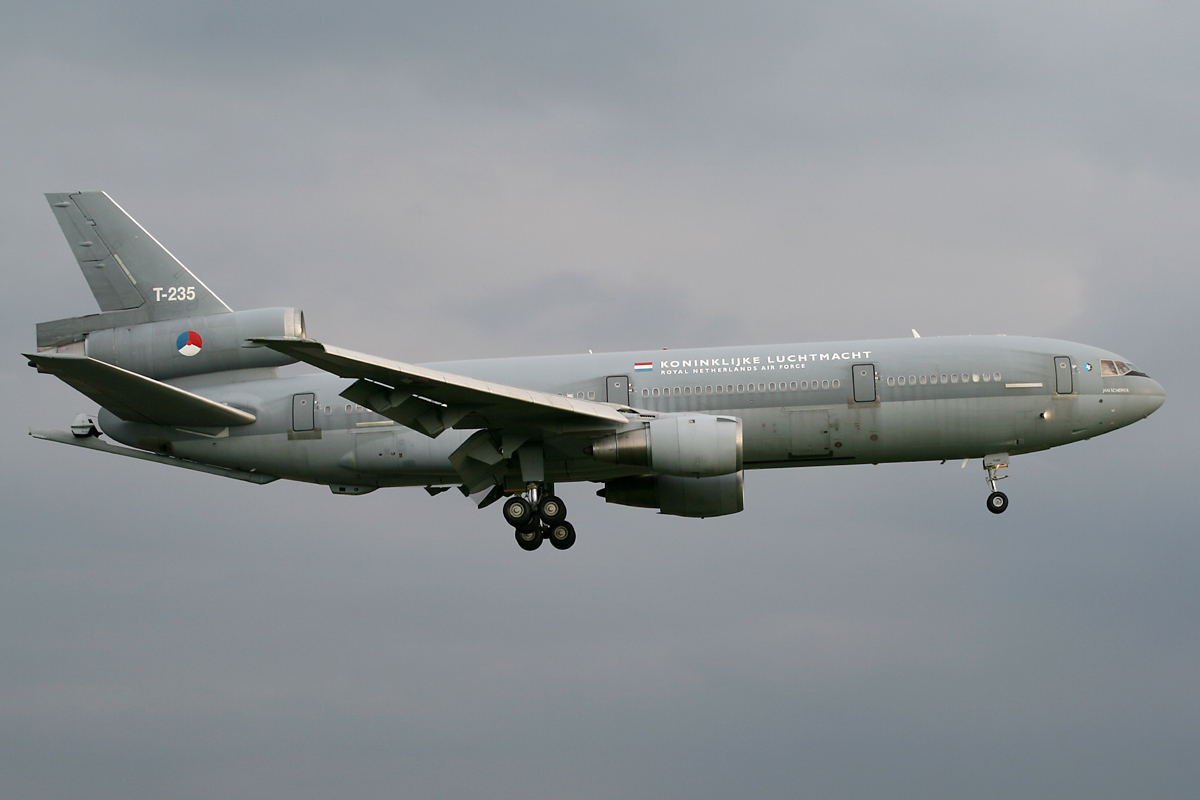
[588,414,743,477]
[587,414,745,517]
[598,472,745,518]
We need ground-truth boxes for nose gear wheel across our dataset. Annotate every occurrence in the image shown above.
[982,455,1011,514]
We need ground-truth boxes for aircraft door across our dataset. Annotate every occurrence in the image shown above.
[852,363,876,403]
[606,375,629,404]
[292,393,315,431]
[1054,357,1073,394]
[789,409,831,457]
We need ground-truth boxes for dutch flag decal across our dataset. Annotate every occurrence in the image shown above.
[176,330,203,357]
[634,362,653,372]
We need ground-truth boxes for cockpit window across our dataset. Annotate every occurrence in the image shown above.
[1100,359,1149,378]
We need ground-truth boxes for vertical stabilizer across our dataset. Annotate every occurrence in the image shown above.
[45,192,231,320]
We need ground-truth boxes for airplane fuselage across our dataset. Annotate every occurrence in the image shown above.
[96,334,1165,489]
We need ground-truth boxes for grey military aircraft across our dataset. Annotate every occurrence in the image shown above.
[28,192,1165,551]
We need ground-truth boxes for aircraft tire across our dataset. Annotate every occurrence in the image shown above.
[986,491,1009,514]
[547,520,576,550]
[503,496,535,528]
[515,525,544,551]
[538,495,568,524]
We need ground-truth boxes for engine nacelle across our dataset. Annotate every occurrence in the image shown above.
[590,414,743,477]
[79,308,306,380]
[599,472,745,518]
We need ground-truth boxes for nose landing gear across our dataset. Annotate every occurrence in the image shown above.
[502,484,575,550]
[983,453,1010,514]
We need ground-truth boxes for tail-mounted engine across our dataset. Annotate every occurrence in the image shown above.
[589,414,743,477]
[37,307,306,380]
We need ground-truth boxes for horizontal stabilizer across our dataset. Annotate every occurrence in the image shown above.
[45,192,231,319]
[25,353,256,427]
[251,337,629,436]
[29,429,277,484]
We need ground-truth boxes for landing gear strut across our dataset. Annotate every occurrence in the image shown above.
[502,484,575,551]
[983,454,1010,514]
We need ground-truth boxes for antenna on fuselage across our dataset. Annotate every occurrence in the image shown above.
[912,329,921,338]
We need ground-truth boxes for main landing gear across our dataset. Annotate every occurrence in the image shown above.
[503,486,576,551]
[983,454,1010,514]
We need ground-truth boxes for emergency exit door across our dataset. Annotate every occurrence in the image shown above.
[1054,357,1073,394]
[292,393,315,431]
[852,363,876,403]
[606,375,629,404]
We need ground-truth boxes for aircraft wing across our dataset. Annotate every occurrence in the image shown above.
[251,337,629,437]
[25,353,256,427]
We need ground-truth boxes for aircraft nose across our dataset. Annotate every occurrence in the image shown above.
[1141,379,1166,416]
[1128,381,1166,422]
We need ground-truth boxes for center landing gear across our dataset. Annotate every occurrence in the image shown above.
[983,454,1010,514]
[503,486,575,551]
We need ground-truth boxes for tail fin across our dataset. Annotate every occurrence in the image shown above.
[45,192,231,320]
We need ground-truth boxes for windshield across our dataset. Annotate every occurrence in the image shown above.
[1100,359,1149,378]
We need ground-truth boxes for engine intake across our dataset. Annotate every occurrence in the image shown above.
[599,472,745,518]
[590,414,742,477]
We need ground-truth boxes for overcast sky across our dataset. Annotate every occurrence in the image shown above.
[2,2,1198,798]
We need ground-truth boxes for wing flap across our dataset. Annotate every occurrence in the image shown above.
[26,353,256,427]
[252,337,628,436]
